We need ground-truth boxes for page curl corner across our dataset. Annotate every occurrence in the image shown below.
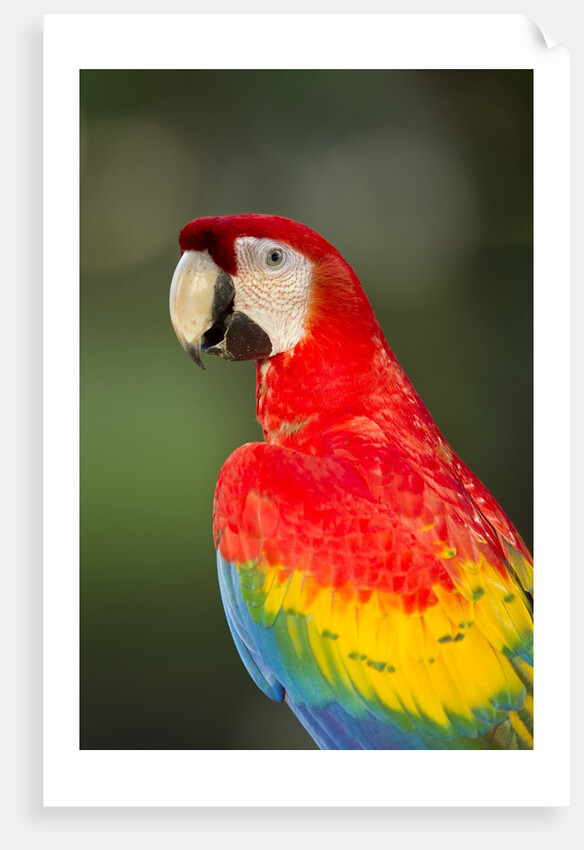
[525,15,562,50]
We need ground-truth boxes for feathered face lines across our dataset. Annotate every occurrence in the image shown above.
[231,235,313,356]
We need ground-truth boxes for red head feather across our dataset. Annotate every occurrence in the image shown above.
[178,214,342,276]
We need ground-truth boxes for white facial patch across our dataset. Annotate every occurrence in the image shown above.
[233,236,313,356]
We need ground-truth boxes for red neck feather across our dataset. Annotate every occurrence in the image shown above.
[255,249,436,455]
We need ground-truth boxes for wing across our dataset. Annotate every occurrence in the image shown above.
[213,435,533,750]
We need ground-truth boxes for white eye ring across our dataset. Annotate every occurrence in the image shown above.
[266,247,285,268]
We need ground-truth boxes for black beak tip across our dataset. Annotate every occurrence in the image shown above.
[186,342,205,370]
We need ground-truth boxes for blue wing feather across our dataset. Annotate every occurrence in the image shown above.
[217,553,284,703]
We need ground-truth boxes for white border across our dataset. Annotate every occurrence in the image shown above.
[43,13,570,806]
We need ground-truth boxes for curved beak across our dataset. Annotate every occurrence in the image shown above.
[170,247,273,367]
[169,250,233,369]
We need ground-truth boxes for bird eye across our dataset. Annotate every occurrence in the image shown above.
[266,248,284,267]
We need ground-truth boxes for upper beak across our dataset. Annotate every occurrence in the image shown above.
[169,250,234,369]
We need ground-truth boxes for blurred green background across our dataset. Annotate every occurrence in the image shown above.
[80,70,532,749]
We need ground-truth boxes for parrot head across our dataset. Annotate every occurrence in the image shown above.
[169,214,374,369]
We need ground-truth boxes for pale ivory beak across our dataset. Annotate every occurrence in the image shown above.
[169,250,224,369]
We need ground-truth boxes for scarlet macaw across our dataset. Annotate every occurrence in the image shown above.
[169,214,533,750]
